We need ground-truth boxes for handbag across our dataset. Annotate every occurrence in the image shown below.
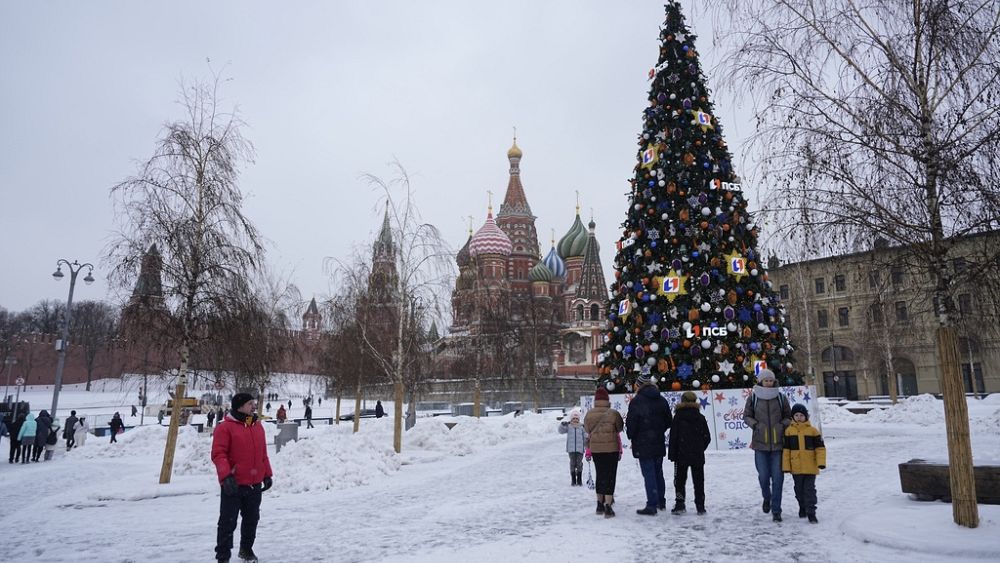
[586,459,595,490]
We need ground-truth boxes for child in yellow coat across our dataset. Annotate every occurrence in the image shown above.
[782,403,826,523]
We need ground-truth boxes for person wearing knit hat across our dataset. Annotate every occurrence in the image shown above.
[743,367,792,522]
[783,402,826,523]
[625,374,672,515]
[559,409,587,486]
[212,392,273,562]
[668,391,712,514]
[584,385,625,518]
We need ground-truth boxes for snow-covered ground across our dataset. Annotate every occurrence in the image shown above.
[2,382,999,562]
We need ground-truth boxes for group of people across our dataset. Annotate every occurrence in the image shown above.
[2,408,93,463]
[562,368,826,523]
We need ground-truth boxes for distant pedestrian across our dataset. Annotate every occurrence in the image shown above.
[783,404,826,523]
[7,413,24,463]
[265,402,271,413]
[157,410,164,425]
[131,405,138,417]
[375,400,385,419]
[207,410,216,428]
[668,391,712,515]
[287,399,292,409]
[110,413,125,443]
[276,404,287,423]
[625,373,672,516]
[744,369,791,522]
[212,393,273,562]
[64,410,78,450]
[33,410,53,461]
[305,405,314,429]
[558,410,586,486]
[584,387,624,518]
[317,397,322,407]
[44,418,61,461]
[17,411,37,464]
[73,416,89,447]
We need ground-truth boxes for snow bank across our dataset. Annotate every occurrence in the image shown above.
[271,425,402,494]
[865,394,944,425]
[819,402,860,425]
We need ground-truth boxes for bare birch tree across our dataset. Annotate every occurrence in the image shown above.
[106,73,264,484]
[709,0,1000,527]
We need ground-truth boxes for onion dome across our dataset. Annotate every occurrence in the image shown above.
[507,137,522,159]
[528,260,554,283]
[557,213,588,259]
[456,235,472,267]
[469,209,512,257]
[543,245,566,280]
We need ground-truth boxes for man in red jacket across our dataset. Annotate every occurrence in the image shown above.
[212,393,273,563]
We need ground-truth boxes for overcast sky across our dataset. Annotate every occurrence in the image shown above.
[0,1,760,320]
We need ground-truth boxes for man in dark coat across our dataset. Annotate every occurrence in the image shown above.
[375,400,385,419]
[304,405,314,429]
[625,373,672,515]
[668,391,712,514]
[109,412,124,444]
[6,413,23,463]
[64,410,78,450]
[33,410,53,461]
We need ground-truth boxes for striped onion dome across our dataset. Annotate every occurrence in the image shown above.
[557,213,588,259]
[543,245,567,279]
[468,209,512,257]
[528,260,554,283]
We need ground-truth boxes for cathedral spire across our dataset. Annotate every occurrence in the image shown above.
[498,135,532,218]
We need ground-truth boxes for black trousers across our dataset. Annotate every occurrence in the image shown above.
[8,438,20,461]
[592,452,619,496]
[673,462,705,507]
[792,474,818,514]
[19,442,32,463]
[216,484,262,559]
[66,435,75,449]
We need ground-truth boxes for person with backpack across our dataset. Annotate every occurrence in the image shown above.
[668,391,712,514]
[73,416,90,447]
[109,413,125,443]
[743,369,792,522]
[32,410,53,461]
[44,417,61,461]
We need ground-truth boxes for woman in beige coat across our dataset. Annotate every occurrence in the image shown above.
[584,387,625,518]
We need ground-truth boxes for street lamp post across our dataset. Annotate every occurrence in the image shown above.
[3,356,16,404]
[50,259,95,418]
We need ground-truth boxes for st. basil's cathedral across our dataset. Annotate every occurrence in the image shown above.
[446,138,608,378]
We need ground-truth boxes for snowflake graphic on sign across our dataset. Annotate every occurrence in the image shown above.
[728,437,748,450]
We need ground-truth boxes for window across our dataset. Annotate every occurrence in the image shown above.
[958,293,973,316]
[821,346,855,363]
[891,266,904,286]
[815,278,826,295]
[961,363,985,394]
[779,284,790,300]
[868,271,880,289]
[952,258,968,275]
[895,301,909,322]
[817,309,829,328]
[870,304,884,325]
[590,304,600,321]
[838,307,850,327]
[576,304,584,322]
[834,274,846,292]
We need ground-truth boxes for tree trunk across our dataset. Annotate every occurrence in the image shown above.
[159,342,189,484]
[335,394,341,425]
[936,326,979,528]
[353,379,362,434]
[882,329,899,405]
[474,380,481,419]
[393,379,403,453]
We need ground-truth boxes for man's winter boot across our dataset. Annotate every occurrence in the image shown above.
[596,501,605,514]
[604,502,615,518]
[636,506,657,516]
[762,499,771,513]
[696,504,706,515]
[670,503,686,515]
[571,472,576,486]
[237,547,258,562]
[808,513,818,523]
[773,513,783,522]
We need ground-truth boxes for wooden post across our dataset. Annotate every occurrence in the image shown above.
[335,395,341,425]
[936,326,979,528]
[159,378,185,484]
[393,379,403,453]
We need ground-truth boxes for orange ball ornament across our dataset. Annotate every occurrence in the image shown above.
[671,381,681,391]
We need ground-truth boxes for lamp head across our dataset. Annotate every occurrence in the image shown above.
[52,268,64,281]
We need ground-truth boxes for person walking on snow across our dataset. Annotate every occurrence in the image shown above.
[17,411,36,463]
[131,404,138,417]
[583,387,624,518]
[625,373,672,515]
[6,413,23,463]
[375,400,385,419]
[207,409,216,428]
[32,410,53,461]
[783,404,826,523]
[668,391,712,515]
[64,410,78,450]
[43,417,61,461]
[558,410,586,486]
[73,416,90,447]
[109,412,124,443]
[743,369,791,522]
[304,404,314,429]
[212,393,273,563]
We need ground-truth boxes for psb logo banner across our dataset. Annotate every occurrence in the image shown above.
[731,258,745,274]
[662,276,681,293]
[753,360,768,375]
[685,326,729,338]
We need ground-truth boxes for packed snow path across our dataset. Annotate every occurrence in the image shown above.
[0,397,998,562]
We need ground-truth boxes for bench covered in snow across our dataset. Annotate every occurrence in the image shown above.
[899,458,1000,504]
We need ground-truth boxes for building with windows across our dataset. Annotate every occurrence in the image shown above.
[768,232,1000,400]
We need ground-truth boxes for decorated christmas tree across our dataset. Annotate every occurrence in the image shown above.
[597,2,803,393]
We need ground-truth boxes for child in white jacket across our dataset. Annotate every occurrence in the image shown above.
[559,410,587,486]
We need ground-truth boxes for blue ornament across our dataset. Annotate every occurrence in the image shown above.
[770,324,778,332]
[651,241,657,248]
[692,251,699,258]
[682,45,689,52]
[739,308,752,322]
[677,363,694,380]
[624,345,634,356]
[768,308,776,316]
[753,304,762,312]
[750,342,761,352]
